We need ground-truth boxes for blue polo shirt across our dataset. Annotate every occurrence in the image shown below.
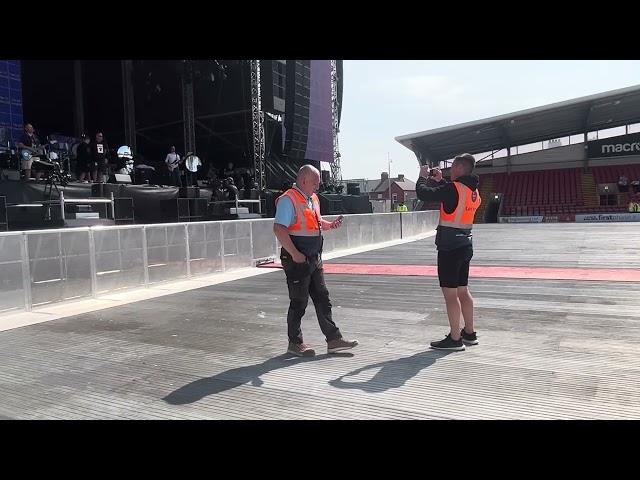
[274,186,314,228]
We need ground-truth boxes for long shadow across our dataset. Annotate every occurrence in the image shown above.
[328,350,453,393]
[163,352,353,405]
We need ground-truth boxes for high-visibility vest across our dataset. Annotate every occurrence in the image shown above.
[275,188,321,237]
[439,182,481,230]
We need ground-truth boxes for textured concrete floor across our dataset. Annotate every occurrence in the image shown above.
[0,223,639,419]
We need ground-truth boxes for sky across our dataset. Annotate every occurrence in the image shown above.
[337,60,640,184]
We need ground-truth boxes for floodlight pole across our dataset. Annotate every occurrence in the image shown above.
[388,152,393,212]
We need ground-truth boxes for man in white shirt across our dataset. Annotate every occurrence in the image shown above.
[165,146,182,187]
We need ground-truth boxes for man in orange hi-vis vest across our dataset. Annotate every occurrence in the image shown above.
[415,153,481,351]
[273,164,359,357]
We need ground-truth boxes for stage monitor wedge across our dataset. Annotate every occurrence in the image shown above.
[260,60,286,115]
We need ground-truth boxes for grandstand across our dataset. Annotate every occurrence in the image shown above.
[395,84,640,223]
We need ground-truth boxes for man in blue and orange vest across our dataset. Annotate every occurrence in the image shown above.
[273,165,359,357]
[416,153,481,351]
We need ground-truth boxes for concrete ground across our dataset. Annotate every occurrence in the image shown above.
[0,223,638,419]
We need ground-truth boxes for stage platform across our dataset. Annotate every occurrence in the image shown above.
[0,180,212,225]
[1,223,639,419]
[0,182,374,228]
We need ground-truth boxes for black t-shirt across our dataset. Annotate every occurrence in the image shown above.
[76,142,92,164]
[18,133,38,150]
[91,141,109,164]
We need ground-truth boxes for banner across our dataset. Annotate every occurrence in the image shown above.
[498,216,544,223]
[543,214,575,223]
[587,132,640,159]
[575,213,640,223]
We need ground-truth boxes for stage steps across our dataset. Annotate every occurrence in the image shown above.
[581,172,599,208]
[475,175,494,224]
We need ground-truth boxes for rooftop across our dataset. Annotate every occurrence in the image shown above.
[395,84,640,163]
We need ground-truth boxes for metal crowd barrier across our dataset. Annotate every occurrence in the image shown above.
[0,211,439,315]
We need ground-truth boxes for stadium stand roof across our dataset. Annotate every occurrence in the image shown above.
[395,84,640,163]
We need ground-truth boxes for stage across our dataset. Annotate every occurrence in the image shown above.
[0,180,374,230]
[0,180,214,224]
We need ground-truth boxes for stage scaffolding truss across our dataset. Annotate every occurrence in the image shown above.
[250,60,266,192]
[330,59,342,184]
[119,60,340,194]
[181,61,196,155]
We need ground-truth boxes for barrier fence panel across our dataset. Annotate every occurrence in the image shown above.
[0,211,439,315]
[146,224,188,285]
[187,222,223,277]
[27,229,94,308]
[401,211,440,238]
[221,221,253,271]
[0,232,25,314]
[94,226,146,295]
[250,219,278,264]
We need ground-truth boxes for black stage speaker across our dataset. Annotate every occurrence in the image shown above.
[91,183,105,197]
[347,182,360,195]
[260,60,287,114]
[114,197,134,224]
[283,60,310,159]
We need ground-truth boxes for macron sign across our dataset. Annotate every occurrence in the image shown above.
[588,132,640,159]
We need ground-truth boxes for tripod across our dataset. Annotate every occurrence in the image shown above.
[44,173,61,202]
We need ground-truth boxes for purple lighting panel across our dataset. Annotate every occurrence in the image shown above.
[305,60,333,164]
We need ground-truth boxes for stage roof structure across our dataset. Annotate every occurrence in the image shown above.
[395,84,640,164]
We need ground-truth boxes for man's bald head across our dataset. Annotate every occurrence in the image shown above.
[296,164,321,196]
[297,164,320,182]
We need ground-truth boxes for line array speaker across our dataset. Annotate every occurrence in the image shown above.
[283,60,311,160]
[260,60,287,114]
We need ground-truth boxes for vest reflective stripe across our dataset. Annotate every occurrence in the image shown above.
[439,182,481,229]
[275,189,321,237]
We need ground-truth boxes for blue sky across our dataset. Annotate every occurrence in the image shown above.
[336,60,640,183]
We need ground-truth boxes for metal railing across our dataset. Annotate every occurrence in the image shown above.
[0,211,439,315]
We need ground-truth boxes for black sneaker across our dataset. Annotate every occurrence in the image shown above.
[460,328,478,346]
[430,333,465,351]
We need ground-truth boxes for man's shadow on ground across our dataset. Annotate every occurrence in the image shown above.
[163,352,353,405]
[328,350,453,393]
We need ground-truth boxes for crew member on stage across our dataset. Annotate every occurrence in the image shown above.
[165,146,183,187]
[75,135,92,183]
[16,123,43,181]
[90,132,110,183]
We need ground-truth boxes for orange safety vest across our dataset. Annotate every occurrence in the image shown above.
[439,182,481,230]
[275,188,322,236]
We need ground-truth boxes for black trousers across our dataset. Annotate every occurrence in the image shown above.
[281,249,342,344]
